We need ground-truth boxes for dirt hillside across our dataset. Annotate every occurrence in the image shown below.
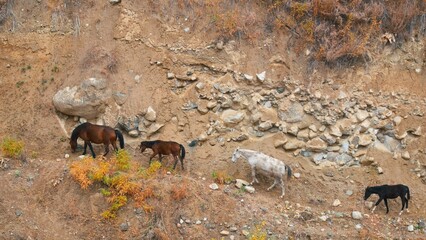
[0,1,425,239]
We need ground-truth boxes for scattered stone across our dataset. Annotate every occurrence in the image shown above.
[244,74,254,81]
[120,222,129,231]
[244,186,255,193]
[356,110,369,122]
[355,224,362,230]
[167,72,175,79]
[407,225,414,232]
[109,0,121,4]
[352,211,363,220]
[113,92,127,105]
[235,179,250,189]
[274,139,288,148]
[145,106,157,121]
[364,201,374,209]
[128,130,139,138]
[15,209,23,217]
[401,151,410,160]
[332,199,341,207]
[293,173,301,179]
[319,215,328,221]
[221,109,245,125]
[345,190,353,196]
[256,71,266,82]
[209,183,219,190]
[377,167,384,174]
[220,230,230,236]
[64,154,70,159]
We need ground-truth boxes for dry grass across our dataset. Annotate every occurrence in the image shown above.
[69,151,162,219]
[150,0,425,65]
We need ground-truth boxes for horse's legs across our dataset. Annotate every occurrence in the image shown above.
[112,140,118,153]
[103,143,110,156]
[180,156,184,170]
[149,152,157,164]
[279,178,285,198]
[250,167,259,185]
[172,155,179,170]
[267,178,278,191]
[158,154,163,163]
[384,198,389,214]
[83,141,88,155]
[87,142,96,158]
[372,198,383,213]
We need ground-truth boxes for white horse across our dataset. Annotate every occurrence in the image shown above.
[231,148,292,198]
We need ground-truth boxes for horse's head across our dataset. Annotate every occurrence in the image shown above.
[364,187,372,200]
[140,142,147,153]
[231,148,241,163]
[69,139,77,153]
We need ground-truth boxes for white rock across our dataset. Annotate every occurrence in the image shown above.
[407,225,414,232]
[401,151,410,160]
[209,183,219,190]
[293,173,301,179]
[256,71,266,82]
[64,154,70,159]
[235,179,250,189]
[145,106,157,122]
[332,199,341,207]
[352,211,363,220]
[355,224,362,230]
[244,186,255,193]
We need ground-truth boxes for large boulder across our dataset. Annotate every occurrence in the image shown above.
[53,78,111,119]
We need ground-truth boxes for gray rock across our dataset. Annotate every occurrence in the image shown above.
[53,78,111,119]
[209,183,219,190]
[278,102,305,123]
[120,222,129,231]
[221,109,245,125]
[351,211,363,220]
[258,121,273,131]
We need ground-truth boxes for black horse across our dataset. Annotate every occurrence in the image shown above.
[140,140,185,170]
[364,184,410,214]
[70,122,125,158]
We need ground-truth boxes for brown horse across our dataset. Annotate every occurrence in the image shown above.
[70,122,125,158]
[140,140,185,170]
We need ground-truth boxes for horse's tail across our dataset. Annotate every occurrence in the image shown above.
[115,130,125,149]
[406,186,410,200]
[179,144,186,160]
[286,165,292,180]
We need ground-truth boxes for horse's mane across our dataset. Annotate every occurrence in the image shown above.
[70,122,88,141]
[141,140,159,148]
